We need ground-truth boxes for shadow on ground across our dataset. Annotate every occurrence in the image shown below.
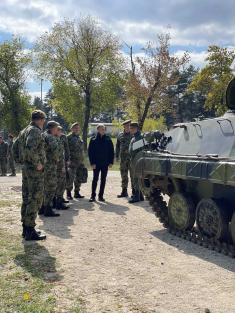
[98,201,129,215]
[39,199,94,239]
[14,241,63,282]
[151,229,235,273]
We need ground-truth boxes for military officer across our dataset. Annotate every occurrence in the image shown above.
[55,126,70,210]
[129,122,144,204]
[0,136,9,176]
[116,120,132,197]
[8,134,16,176]
[42,121,61,217]
[66,122,86,200]
[20,110,47,240]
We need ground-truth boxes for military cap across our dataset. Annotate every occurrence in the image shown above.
[58,125,63,130]
[122,119,131,126]
[130,122,139,128]
[46,120,60,129]
[31,110,46,120]
[70,122,80,130]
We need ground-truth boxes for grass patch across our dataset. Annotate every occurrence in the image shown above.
[0,231,57,313]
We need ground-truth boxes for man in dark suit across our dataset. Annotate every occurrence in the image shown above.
[88,124,114,202]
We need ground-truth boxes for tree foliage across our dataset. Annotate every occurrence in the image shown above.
[188,45,235,116]
[34,16,123,148]
[0,38,31,133]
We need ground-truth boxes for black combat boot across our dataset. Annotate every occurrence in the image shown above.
[66,190,73,200]
[117,188,128,198]
[9,173,16,177]
[52,197,57,208]
[38,205,45,215]
[62,197,70,203]
[74,192,84,199]
[22,224,42,238]
[44,206,60,217]
[56,197,69,210]
[25,226,46,241]
[129,192,141,203]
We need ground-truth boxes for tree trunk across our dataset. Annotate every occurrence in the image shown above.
[139,95,153,131]
[82,87,91,151]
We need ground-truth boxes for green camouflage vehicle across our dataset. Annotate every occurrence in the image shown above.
[132,78,235,257]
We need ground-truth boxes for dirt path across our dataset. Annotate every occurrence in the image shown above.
[0,173,234,313]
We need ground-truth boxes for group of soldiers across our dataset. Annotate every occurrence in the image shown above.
[0,134,16,176]
[9,109,144,241]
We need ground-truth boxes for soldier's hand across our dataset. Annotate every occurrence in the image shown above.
[36,163,43,171]
[91,164,96,170]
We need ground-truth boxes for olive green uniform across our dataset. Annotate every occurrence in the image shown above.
[56,134,70,198]
[21,123,45,227]
[129,130,143,192]
[67,133,85,194]
[116,131,132,189]
[8,139,16,175]
[0,141,9,176]
[43,131,60,208]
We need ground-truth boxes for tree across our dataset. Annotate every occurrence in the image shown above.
[0,37,31,133]
[34,17,122,149]
[125,34,189,130]
[188,45,235,116]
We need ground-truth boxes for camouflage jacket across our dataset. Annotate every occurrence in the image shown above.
[21,122,46,169]
[44,131,60,165]
[67,133,84,165]
[129,131,143,160]
[116,131,132,159]
[0,141,8,157]
[8,140,14,159]
[60,134,70,162]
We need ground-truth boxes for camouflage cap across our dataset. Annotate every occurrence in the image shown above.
[122,119,131,126]
[70,122,80,130]
[130,122,139,128]
[46,120,60,130]
[31,110,46,121]
[58,125,63,130]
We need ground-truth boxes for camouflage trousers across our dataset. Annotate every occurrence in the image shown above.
[44,163,57,207]
[56,162,66,198]
[120,156,131,189]
[130,162,139,192]
[21,165,44,227]
[67,163,84,193]
[8,156,16,174]
[0,157,7,175]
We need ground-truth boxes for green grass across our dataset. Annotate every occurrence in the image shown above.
[0,229,82,313]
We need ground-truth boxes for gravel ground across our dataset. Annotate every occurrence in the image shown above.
[0,173,234,313]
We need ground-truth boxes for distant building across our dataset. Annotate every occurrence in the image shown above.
[89,123,120,137]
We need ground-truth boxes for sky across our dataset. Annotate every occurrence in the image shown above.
[1,0,235,99]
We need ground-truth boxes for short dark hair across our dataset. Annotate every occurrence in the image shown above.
[46,120,60,130]
[31,110,46,121]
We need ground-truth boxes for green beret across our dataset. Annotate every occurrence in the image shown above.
[31,110,46,120]
[122,119,131,126]
[46,120,60,129]
[70,122,80,130]
[130,122,139,128]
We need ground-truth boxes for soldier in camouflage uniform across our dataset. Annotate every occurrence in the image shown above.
[20,110,47,241]
[0,136,9,176]
[42,121,60,217]
[129,122,144,204]
[66,122,86,200]
[55,126,70,210]
[116,120,132,197]
[8,134,16,176]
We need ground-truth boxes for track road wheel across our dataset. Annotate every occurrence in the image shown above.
[168,192,195,231]
[230,212,235,245]
[196,199,229,240]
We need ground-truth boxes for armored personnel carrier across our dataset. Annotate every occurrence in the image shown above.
[132,78,235,257]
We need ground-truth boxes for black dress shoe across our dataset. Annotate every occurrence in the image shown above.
[89,197,96,202]
[98,196,105,202]
[74,192,85,199]
[25,227,46,241]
